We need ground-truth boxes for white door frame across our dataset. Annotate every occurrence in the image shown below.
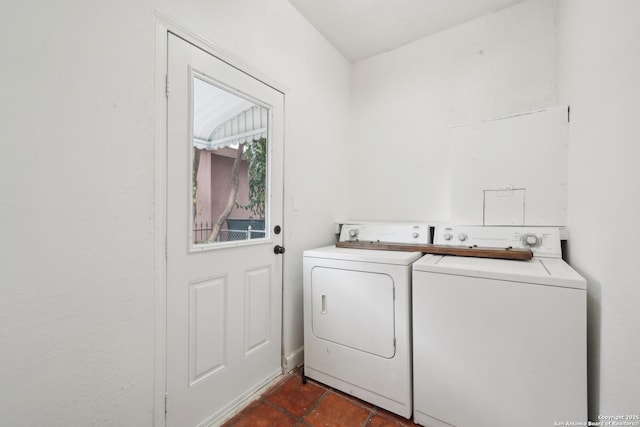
[153,12,287,426]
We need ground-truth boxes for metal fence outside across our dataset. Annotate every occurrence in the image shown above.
[193,221,266,244]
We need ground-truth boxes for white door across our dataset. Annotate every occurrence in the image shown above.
[166,34,284,427]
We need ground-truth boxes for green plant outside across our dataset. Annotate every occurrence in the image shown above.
[236,137,266,219]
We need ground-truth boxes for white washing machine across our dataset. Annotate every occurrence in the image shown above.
[412,226,587,427]
[303,223,431,418]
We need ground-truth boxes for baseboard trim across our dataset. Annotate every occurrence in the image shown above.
[282,346,304,372]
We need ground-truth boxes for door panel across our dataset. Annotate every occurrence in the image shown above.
[166,34,284,427]
[188,276,226,385]
[244,265,272,354]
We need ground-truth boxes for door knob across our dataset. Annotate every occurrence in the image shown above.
[274,245,285,254]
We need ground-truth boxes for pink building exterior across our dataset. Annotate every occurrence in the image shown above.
[194,147,257,240]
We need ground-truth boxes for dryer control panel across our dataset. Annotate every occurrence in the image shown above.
[434,226,562,258]
[339,223,431,244]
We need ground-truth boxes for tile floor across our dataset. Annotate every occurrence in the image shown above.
[222,367,419,427]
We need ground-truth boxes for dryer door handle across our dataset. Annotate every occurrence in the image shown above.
[321,294,327,314]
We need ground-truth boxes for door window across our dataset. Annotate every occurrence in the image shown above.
[191,75,269,247]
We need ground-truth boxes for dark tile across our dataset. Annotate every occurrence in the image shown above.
[366,414,403,427]
[230,401,297,427]
[304,392,371,427]
[373,408,419,426]
[222,400,261,426]
[265,376,326,418]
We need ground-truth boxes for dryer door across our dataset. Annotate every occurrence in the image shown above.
[310,266,395,358]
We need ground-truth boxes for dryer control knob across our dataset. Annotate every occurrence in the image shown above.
[458,233,468,242]
[521,233,541,248]
[412,232,419,238]
[348,228,359,238]
[443,233,453,241]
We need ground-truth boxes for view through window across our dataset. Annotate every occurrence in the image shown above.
[191,76,269,246]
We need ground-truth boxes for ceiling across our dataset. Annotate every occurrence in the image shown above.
[288,0,527,62]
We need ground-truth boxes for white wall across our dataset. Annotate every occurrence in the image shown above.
[1,2,157,425]
[557,0,640,418]
[348,0,557,222]
[0,0,349,425]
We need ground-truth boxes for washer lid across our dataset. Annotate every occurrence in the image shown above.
[304,245,423,265]
[413,255,586,289]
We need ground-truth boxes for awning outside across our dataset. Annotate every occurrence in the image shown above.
[193,77,268,151]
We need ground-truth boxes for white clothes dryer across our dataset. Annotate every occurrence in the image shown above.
[412,226,587,427]
[303,223,431,418]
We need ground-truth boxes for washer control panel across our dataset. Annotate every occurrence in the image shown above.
[339,223,431,244]
[433,226,562,258]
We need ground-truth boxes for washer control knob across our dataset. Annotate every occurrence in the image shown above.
[443,233,453,241]
[521,233,541,248]
[348,228,359,239]
[458,233,468,242]
[412,232,419,239]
